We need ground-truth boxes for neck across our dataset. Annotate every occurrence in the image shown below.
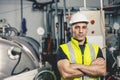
[79,40,85,45]
[74,38,85,45]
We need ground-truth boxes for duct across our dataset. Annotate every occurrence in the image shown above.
[0,36,40,80]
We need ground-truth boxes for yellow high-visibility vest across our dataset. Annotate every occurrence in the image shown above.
[60,37,100,80]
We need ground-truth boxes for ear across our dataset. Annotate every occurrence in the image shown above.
[70,27,73,33]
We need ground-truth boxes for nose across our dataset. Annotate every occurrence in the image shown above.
[79,27,83,33]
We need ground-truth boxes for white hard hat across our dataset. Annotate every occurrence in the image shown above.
[69,11,89,25]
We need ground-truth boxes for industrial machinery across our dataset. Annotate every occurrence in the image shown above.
[105,22,120,80]
[0,19,56,80]
[0,0,119,80]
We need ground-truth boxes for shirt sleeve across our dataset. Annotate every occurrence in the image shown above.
[97,48,104,58]
[56,47,68,62]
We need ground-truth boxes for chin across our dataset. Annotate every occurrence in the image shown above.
[78,38,84,41]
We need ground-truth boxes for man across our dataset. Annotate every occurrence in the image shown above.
[56,11,106,80]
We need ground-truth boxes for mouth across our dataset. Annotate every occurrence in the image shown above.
[78,34,83,37]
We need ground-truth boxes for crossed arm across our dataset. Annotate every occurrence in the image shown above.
[57,58,106,79]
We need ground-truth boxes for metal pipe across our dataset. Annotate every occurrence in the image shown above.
[20,0,23,32]
[84,0,87,9]
[58,12,63,44]
[46,4,51,33]
[67,0,71,16]
[66,0,71,42]
[63,0,67,43]
[55,0,58,16]
[63,0,66,22]
[100,1,106,80]
[54,0,60,46]
[100,0,103,11]
[51,13,55,40]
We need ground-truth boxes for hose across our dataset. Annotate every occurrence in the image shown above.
[11,48,30,75]
[34,69,56,80]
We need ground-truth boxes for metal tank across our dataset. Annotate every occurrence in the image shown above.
[0,18,57,80]
[0,36,40,80]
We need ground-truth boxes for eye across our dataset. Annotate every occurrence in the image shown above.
[82,26,87,29]
[74,26,80,29]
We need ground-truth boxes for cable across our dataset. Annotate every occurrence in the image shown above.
[11,50,30,75]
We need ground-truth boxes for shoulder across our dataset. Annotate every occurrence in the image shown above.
[56,46,68,61]
[60,43,67,47]
[60,42,70,48]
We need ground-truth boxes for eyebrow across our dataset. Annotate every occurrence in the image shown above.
[74,25,87,28]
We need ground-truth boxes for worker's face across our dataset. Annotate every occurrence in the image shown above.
[71,22,88,41]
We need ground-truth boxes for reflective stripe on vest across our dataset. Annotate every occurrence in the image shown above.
[67,41,95,63]
[60,38,100,80]
[66,42,100,80]
[67,42,76,63]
